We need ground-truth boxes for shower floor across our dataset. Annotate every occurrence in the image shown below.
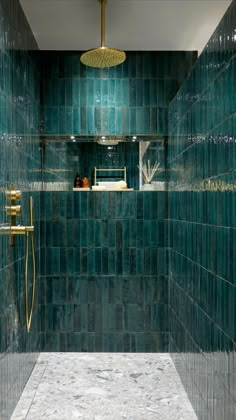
[10,353,197,420]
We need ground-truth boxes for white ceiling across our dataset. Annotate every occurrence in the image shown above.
[20,0,232,52]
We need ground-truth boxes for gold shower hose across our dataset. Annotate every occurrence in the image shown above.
[25,196,36,333]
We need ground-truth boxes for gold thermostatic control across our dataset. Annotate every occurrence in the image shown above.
[5,205,21,216]
[5,190,21,200]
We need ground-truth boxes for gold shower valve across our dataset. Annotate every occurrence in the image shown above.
[5,205,21,216]
[6,190,21,200]
[0,225,34,235]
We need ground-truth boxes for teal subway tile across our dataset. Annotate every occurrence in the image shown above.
[150,80,157,106]
[122,220,129,247]
[150,248,157,275]
[73,220,80,247]
[144,248,151,274]
[115,107,122,134]
[65,79,73,106]
[122,80,129,106]
[80,107,88,133]
[115,193,122,219]
[137,220,144,247]
[124,304,144,332]
[129,107,136,134]
[137,193,144,218]
[102,248,108,274]
[129,220,137,247]
[121,194,130,217]
[116,249,123,274]
[136,248,144,275]
[94,193,102,218]
[136,80,143,107]
[67,248,74,274]
[73,248,80,274]
[80,193,88,218]
[60,193,67,217]
[143,220,151,246]
[102,304,116,331]
[108,79,115,106]
[115,79,122,106]
[100,192,109,218]
[136,107,144,134]
[122,248,130,275]
[88,194,95,218]
[108,107,115,134]
[80,248,88,274]
[47,248,60,275]
[87,249,95,275]
[108,277,121,304]
[101,107,109,133]
[143,80,150,107]
[101,79,108,106]
[88,79,95,106]
[122,107,129,133]
[80,79,87,106]
[95,220,102,245]
[95,248,102,274]
[143,107,150,134]
[73,79,80,106]
[108,220,116,247]
[65,107,73,133]
[128,54,137,78]
[60,247,67,273]
[88,107,95,134]
[108,248,116,274]
[87,220,95,247]
[67,220,74,247]
[101,220,108,246]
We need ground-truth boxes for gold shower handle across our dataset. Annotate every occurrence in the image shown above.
[5,190,21,200]
[5,205,21,216]
[0,226,34,235]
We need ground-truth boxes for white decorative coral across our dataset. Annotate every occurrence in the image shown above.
[138,160,162,183]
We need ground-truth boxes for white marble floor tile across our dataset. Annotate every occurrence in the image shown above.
[11,353,197,420]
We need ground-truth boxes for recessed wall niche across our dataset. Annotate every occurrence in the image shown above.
[41,138,166,191]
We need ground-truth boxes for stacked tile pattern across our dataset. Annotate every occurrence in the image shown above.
[168,1,236,419]
[0,0,40,419]
[40,51,197,136]
[39,191,169,352]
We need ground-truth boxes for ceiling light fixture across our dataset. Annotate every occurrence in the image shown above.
[80,0,126,68]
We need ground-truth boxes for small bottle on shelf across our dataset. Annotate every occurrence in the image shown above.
[74,173,82,188]
[81,175,89,188]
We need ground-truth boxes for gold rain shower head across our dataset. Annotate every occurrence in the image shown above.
[80,0,126,68]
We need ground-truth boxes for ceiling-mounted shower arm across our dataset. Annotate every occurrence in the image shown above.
[101,0,105,48]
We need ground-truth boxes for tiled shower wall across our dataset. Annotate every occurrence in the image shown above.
[168,1,236,419]
[39,191,169,352]
[40,51,197,136]
[0,0,40,419]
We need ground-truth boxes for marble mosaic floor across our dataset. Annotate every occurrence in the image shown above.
[11,353,197,420]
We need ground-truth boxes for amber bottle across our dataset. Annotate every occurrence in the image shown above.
[81,176,89,188]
